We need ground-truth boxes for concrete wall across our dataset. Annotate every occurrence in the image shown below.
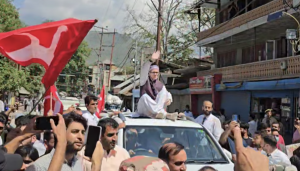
[168,95,190,112]
[221,91,251,122]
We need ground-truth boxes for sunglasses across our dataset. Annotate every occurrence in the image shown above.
[150,72,159,74]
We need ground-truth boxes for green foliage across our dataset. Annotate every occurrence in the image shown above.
[0,0,22,32]
[0,0,43,94]
[123,66,135,75]
[56,41,91,94]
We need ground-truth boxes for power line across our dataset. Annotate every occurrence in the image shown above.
[102,0,112,22]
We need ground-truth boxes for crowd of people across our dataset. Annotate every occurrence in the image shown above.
[0,96,275,171]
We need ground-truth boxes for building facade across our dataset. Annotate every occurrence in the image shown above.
[192,0,299,138]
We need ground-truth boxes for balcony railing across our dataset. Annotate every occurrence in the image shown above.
[197,0,292,41]
[197,56,300,82]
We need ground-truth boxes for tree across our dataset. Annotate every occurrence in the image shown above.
[124,0,215,66]
[57,41,91,95]
[0,0,43,94]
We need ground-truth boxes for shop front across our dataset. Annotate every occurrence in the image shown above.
[216,78,300,144]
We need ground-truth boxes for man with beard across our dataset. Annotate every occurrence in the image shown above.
[98,118,130,171]
[26,112,103,171]
[195,101,223,140]
[252,131,266,152]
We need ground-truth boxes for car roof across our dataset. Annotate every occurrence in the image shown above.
[124,116,203,128]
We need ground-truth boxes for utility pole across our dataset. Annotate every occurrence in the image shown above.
[108,29,116,89]
[132,40,137,112]
[95,26,107,95]
[156,0,163,65]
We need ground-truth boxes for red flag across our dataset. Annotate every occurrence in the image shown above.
[0,18,97,88]
[44,85,63,116]
[95,85,105,118]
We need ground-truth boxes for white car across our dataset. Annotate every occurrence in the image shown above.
[60,97,87,111]
[117,115,234,171]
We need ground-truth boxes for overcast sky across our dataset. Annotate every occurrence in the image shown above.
[12,0,201,57]
[13,0,158,33]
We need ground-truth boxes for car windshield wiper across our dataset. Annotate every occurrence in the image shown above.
[186,160,228,164]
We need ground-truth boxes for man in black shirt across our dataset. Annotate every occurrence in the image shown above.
[240,122,253,146]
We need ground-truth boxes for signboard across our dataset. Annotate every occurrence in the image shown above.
[189,76,211,89]
[189,77,205,89]
[189,76,212,94]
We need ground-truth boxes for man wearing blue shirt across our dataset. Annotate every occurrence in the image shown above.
[219,120,248,162]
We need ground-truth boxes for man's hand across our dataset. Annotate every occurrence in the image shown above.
[129,149,135,155]
[47,109,54,116]
[22,116,42,136]
[233,126,269,171]
[228,121,239,131]
[50,113,66,144]
[150,51,160,62]
[91,141,104,165]
[66,105,75,113]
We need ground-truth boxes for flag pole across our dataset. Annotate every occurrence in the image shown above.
[28,86,51,115]
[50,92,52,110]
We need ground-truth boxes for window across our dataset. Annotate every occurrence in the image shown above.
[266,40,275,60]
[124,126,228,163]
[105,65,110,70]
[217,50,236,68]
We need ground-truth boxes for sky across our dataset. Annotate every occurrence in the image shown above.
[13,0,152,33]
[11,0,202,57]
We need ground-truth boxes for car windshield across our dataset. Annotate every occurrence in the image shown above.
[124,126,228,163]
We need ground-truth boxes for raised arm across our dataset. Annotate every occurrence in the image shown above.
[140,51,160,87]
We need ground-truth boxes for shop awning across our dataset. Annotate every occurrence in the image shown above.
[18,87,30,95]
[216,78,300,91]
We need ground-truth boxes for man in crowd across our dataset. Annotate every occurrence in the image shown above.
[240,122,253,146]
[43,131,55,155]
[261,135,291,166]
[82,95,99,126]
[0,112,8,145]
[158,142,187,171]
[26,112,102,171]
[248,114,257,138]
[195,101,223,140]
[184,105,193,118]
[252,131,266,152]
[219,121,248,162]
[262,109,277,126]
[98,118,130,171]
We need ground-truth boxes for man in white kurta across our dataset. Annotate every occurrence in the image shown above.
[136,51,183,120]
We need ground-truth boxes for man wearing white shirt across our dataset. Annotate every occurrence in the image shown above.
[261,135,291,166]
[82,95,99,126]
[248,114,257,137]
[195,101,223,140]
[184,105,194,118]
